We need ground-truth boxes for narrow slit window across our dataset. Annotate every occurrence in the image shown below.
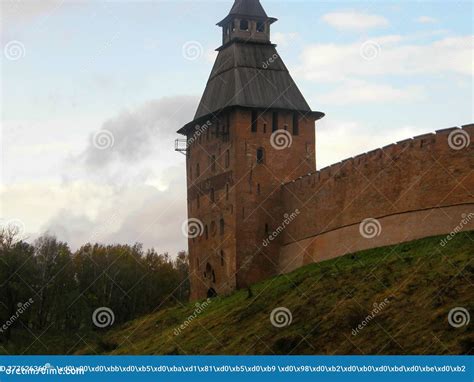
[251,110,258,132]
[220,218,224,235]
[256,148,265,164]
[293,113,299,136]
[272,112,278,132]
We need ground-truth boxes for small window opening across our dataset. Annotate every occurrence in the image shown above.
[256,148,265,164]
[265,223,269,235]
[251,110,258,132]
[226,183,229,200]
[293,113,299,136]
[211,155,216,172]
[240,19,249,31]
[196,163,200,177]
[220,218,224,235]
[257,183,261,195]
[210,188,215,203]
[263,123,267,133]
[257,21,265,32]
[272,112,278,132]
[225,150,230,168]
[220,250,225,266]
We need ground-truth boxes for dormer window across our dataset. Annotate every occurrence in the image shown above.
[240,19,249,31]
[257,21,265,32]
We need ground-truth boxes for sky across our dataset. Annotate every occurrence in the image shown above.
[1,0,473,255]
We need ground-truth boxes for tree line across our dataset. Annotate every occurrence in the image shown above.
[0,226,189,343]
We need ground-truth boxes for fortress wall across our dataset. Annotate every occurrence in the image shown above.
[279,124,474,273]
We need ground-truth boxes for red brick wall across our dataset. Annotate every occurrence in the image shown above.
[279,124,474,272]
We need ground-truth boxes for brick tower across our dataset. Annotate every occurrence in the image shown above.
[177,0,324,300]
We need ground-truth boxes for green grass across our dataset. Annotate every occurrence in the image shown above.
[3,232,473,355]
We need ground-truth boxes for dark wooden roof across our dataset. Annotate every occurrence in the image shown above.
[228,0,268,18]
[217,0,273,26]
[177,42,322,134]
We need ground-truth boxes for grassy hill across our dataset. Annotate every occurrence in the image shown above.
[2,232,473,355]
[80,231,473,355]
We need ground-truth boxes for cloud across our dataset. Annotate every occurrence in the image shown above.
[80,95,198,169]
[322,11,389,30]
[415,16,437,24]
[273,32,299,47]
[296,35,473,82]
[316,119,429,169]
[2,96,199,254]
[318,80,424,105]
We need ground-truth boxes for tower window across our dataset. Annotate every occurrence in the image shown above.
[226,183,229,200]
[257,21,265,32]
[196,163,200,177]
[225,150,230,168]
[293,113,299,136]
[240,19,249,31]
[197,193,200,209]
[211,155,216,172]
[251,110,258,132]
[210,188,215,203]
[265,223,269,235]
[256,147,265,164]
[220,218,224,235]
[272,112,278,132]
[220,250,225,266]
[257,183,261,195]
[205,225,208,240]
[263,123,267,133]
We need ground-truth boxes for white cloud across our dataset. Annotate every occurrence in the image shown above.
[273,32,299,47]
[316,119,428,169]
[415,16,437,24]
[322,11,389,31]
[296,35,473,82]
[318,80,424,105]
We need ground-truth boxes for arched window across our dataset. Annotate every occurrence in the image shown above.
[240,19,249,31]
[256,147,265,164]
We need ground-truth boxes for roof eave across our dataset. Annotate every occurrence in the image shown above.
[177,107,325,136]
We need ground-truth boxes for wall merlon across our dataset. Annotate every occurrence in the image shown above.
[435,127,459,135]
